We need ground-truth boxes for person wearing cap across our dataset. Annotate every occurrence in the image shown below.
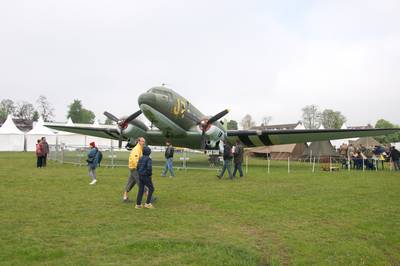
[136,146,155,209]
[87,141,100,185]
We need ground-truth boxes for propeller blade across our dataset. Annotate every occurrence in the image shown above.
[124,110,142,124]
[200,134,206,150]
[120,110,142,128]
[118,136,122,149]
[103,111,119,122]
[208,109,229,124]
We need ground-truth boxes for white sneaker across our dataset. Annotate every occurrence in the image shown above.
[89,180,97,185]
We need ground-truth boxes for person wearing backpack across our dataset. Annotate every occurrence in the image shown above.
[217,141,233,179]
[136,146,155,209]
[87,142,100,185]
[161,141,175,177]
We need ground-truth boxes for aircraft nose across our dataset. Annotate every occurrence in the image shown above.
[138,92,156,106]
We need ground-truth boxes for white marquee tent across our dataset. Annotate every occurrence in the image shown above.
[0,115,25,151]
[26,117,57,151]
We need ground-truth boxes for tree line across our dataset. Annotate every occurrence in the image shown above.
[0,97,99,124]
[0,96,54,122]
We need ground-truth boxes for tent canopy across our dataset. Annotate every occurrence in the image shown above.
[303,141,338,157]
[0,115,24,135]
[349,137,382,148]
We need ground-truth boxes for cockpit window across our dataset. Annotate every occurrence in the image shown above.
[148,88,168,96]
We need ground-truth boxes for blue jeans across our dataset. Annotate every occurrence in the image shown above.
[162,157,175,177]
[219,160,232,178]
[233,162,243,177]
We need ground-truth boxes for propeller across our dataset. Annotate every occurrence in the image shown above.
[103,110,142,148]
[186,109,230,149]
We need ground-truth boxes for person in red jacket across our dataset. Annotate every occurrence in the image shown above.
[36,139,44,168]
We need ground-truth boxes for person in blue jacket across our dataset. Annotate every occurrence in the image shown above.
[136,146,155,209]
[87,142,100,185]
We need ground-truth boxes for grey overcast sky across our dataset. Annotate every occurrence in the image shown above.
[0,0,399,126]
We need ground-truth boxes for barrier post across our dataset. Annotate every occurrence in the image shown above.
[288,157,290,173]
[312,157,316,173]
[245,155,248,174]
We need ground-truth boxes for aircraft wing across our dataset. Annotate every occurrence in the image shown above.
[227,128,400,147]
[45,124,122,140]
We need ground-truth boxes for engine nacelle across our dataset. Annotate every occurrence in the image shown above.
[121,120,148,140]
[199,124,226,149]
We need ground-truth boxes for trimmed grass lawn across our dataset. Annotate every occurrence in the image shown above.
[0,152,399,265]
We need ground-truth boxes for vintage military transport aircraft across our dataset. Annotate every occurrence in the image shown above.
[45,86,399,149]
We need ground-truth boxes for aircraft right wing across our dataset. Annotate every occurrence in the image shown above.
[227,128,400,147]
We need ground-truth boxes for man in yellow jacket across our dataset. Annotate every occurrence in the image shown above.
[123,137,145,202]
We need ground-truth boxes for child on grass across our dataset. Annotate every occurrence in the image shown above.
[136,146,155,209]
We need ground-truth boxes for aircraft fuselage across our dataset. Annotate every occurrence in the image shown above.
[137,86,226,148]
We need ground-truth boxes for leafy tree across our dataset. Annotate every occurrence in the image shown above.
[0,99,16,121]
[67,99,95,123]
[227,120,238,130]
[32,111,39,122]
[302,105,321,129]
[240,114,255,130]
[36,95,55,122]
[261,116,272,127]
[15,101,36,120]
[374,119,400,144]
[104,117,114,125]
[320,109,346,129]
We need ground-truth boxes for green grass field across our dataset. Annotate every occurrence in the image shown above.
[0,152,399,265]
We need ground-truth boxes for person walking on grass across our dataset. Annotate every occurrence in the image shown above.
[123,137,145,202]
[233,140,244,178]
[217,141,233,179]
[87,141,100,185]
[136,146,155,209]
[388,146,400,171]
[161,141,175,177]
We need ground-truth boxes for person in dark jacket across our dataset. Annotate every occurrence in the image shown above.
[41,137,50,167]
[161,141,175,177]
[217,141,233,179]
[233,140,244,177]
[87,142,100,185]
[136,146,155,209]
[388,146,400,171]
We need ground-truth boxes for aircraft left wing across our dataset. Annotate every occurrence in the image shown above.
[45,124,122,140]
[227,128,400,147]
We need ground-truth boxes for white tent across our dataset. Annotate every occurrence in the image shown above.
[0,115,25,151]
[294,122,306,130]
[26,117,57,151]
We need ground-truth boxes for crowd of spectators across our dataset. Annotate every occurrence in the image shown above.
[338,143,400,171]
